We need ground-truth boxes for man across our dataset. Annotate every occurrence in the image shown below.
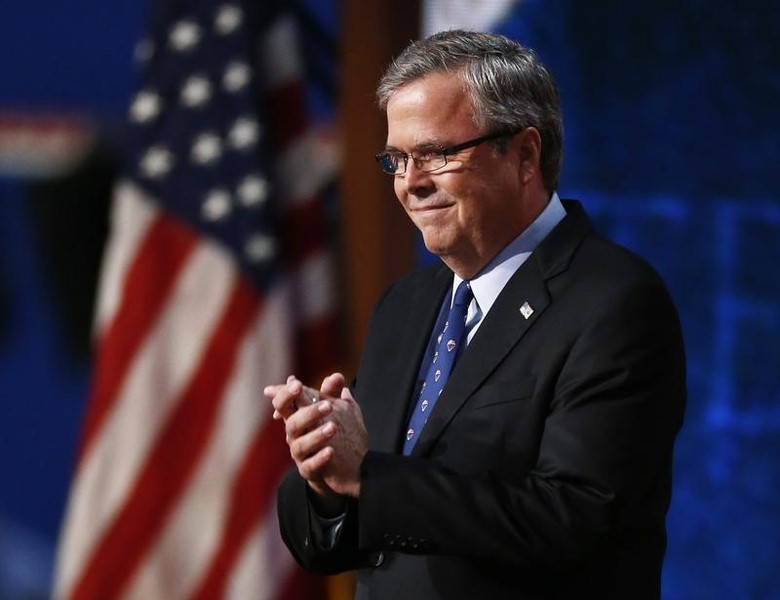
[265,30,685,599]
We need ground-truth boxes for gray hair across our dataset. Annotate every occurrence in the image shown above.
[377,30,563,192]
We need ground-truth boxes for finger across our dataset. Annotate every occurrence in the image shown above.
[320,372,346,398]
[340,386,362,416]
[286,377,303,395]
[269,383,302,421]
[277,377,313,418]
[297,446,335,482]
[341,385,354,402]
[262,383,287,399]
[288,378,325,409]
[263,375,299,399]
[289,419,336,462]
[300,386,321,405]
[286,400,332,440]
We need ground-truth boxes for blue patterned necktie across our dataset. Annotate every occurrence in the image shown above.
[403,280,473,455]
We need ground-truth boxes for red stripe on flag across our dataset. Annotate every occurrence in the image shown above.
[279,565,330,600]
[188,414,291,599]
[67,276,261,600]
[76,213,197,465]
[265,80,308,152]
[281,196,332,267]
[295,315,342,384]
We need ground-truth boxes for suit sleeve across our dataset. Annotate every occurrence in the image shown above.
[356,270,686,568]
[275,284,406,574]
[277,468,376,574]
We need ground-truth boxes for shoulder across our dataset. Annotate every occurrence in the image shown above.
[543,201,679,321]
[578,232,667,289]
[550,200,672,293]
[372,262,448,312]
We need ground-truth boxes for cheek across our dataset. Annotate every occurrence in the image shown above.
[393,179,408,206]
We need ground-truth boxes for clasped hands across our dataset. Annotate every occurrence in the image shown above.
[264,372,368,514]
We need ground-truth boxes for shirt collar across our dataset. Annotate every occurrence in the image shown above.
[452,192,566,317]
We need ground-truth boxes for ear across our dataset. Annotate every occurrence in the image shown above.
[516,127,542,184]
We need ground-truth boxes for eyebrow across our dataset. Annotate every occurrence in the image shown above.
[383,140,448,154]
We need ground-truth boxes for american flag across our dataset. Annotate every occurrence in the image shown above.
[53,0,339,598]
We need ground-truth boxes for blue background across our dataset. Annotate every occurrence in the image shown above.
[0,1,778,598]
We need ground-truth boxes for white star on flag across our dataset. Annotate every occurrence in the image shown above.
[228,117,260,150]
[181,75,213,108]
[134,38,155,63]
[201,188,232,221]
[244,233,276,263]
[237,174,269,207]
[169,19,201,52]
[214,4,243,35]
[139,145,174,179]
[130,91,162,124]
[223,61,252,92]
[190,131,222,164]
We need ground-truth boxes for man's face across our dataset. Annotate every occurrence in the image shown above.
[385,71,529,277]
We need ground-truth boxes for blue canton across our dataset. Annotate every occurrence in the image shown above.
[126,1,285,291]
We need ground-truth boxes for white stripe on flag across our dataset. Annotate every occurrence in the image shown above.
[276,129,340,208]
[54,204,238,599]
[93,181,159,336]
[259,16,303,90]
[297,251,337,324]
[227,502,297,600]
[122,285,293,600]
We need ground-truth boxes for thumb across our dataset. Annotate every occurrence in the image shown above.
[320,372,346,398]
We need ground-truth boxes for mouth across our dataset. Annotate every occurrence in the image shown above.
[411,202,454,214]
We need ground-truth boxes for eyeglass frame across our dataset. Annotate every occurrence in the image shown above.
[374,128,523,176]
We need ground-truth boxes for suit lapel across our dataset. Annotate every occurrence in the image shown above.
[410,200,593,457]
[410,259,550,456]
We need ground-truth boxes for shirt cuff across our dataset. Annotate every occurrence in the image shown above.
[309,509,346,550]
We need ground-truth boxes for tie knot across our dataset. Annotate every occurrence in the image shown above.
[453,281,473,308]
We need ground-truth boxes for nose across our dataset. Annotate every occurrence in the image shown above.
[401,159,435,198]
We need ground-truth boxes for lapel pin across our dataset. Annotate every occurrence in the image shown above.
[519,301,534,320]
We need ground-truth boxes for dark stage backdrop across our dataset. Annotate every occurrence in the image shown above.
[491,4,780,598]
[0,1,777,599]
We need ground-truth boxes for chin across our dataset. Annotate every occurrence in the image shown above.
[421,228,454,252]
[424,245,458,263]
[421,237,447,257]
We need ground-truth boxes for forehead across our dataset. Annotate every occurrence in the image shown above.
[385,72,477,146]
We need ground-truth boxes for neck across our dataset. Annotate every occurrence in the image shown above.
[442,189,551,279]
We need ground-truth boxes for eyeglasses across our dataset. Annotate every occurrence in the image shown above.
[375,129,521,176]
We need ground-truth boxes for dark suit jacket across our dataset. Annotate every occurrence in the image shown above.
[277,201,686,599]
